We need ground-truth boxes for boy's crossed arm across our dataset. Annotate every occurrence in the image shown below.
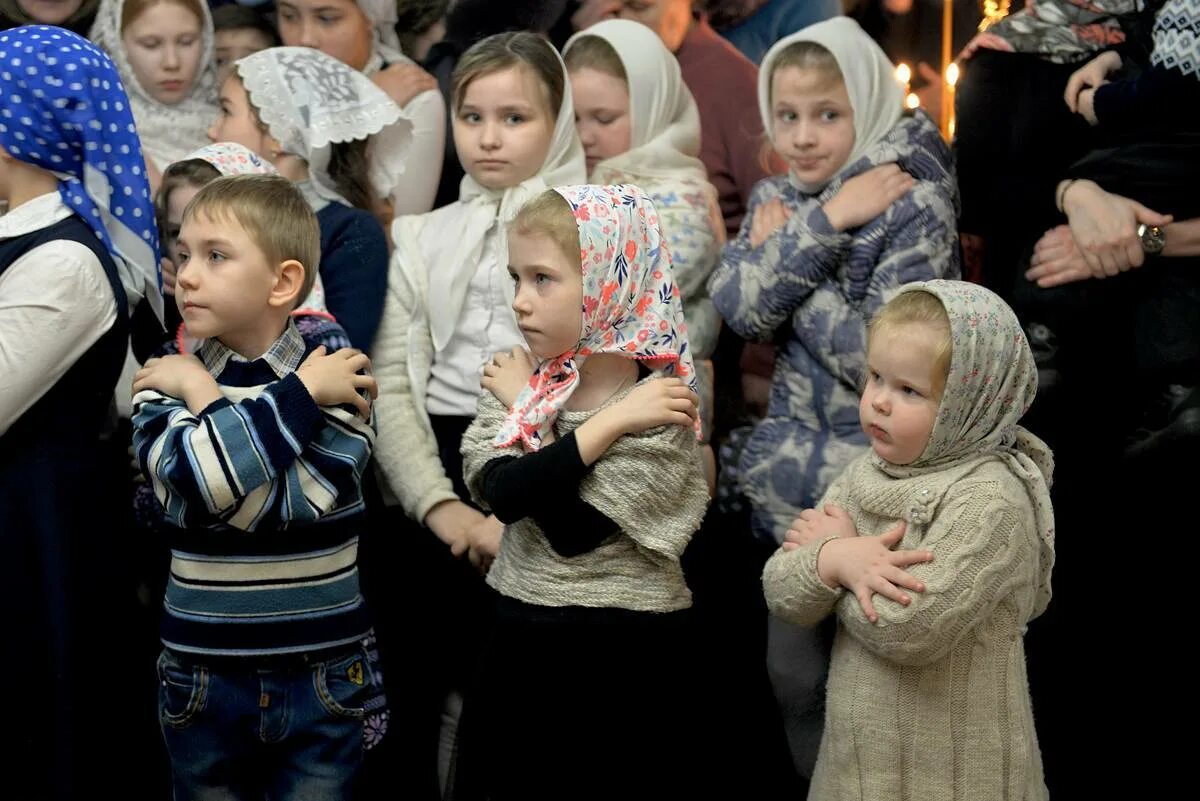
[132,348,377,529]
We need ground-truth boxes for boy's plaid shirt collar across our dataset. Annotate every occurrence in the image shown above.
[196,320,306,378]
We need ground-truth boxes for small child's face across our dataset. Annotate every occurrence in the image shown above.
[569,67,632,176]
[214,28,274,86]
[453,65,556,191]
[208,75,274,159]
[770,66,855,187]
[174,210,282,354]
[859,322,944,465]
[508,229,583,361]
[163,183,202,271]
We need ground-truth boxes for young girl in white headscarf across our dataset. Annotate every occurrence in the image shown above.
[458,183,709,799]
[88,0,218,176]
[208,46,412,350]
[763,280,1054,801]
[275,0,446,215]
[706,16,961,781]
[563,17,723,467]
[369,30,586,794]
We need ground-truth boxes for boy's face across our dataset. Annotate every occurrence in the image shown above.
[214,28,274,86]
[508,229,583,361]
[859,322,943,466]
[174,210,285,356]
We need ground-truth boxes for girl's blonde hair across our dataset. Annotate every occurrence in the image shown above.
[451,31,565,118]
[562,35,627,83]
[121,0,205,30]
[868,291,953,396]
[510,189,580,268]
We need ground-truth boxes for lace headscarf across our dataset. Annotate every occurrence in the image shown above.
[87,0,218,170]
[494,184,699,451]
[758,17,902,194]
[233,46,412,207]
[0,25,161,319]
[563,19,707,185]
[877,280,1055,618]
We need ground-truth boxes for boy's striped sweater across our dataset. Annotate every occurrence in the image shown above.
[132,321,375,655]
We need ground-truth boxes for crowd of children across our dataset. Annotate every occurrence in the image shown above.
[8,1,1196,799]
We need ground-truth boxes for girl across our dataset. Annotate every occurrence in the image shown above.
[707,16,960,780]
[275,0,445,215]
[458,184,709,799]
[370,29,585,795]
[763,280,1054,801]
[0,25,161,796]
[563,17,723,458]
[208,46,410,350]
[88,0,217,175]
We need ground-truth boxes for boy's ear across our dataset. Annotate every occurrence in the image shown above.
[268,259,306,310]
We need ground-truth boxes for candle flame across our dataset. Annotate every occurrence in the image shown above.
[905,92,920,109]
[945,62,960,87]
[895,63,912,85]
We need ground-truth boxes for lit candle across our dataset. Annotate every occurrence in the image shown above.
[905,92,920,110]
[895,62,912,94]
[945,62,959,140]
[940,0,953,139]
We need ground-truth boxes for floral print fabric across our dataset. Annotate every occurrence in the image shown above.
[493,184,699,451]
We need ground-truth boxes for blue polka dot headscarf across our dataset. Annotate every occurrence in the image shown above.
[0,25,162,320]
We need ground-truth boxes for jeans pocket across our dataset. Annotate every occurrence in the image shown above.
[157,650,208,729]
[313,648,372,719]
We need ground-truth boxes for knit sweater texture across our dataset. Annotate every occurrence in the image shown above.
[461,384,709,612]
[762,453,1050,801]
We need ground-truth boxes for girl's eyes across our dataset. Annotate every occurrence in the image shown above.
[505,114,526,125]
[318,14,341,24]
[460,111,481,123]
[820,110,840,122]
[535,273,550,285]
[776,111,797,123]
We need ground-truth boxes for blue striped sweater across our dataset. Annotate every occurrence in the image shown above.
[132,321,375,656]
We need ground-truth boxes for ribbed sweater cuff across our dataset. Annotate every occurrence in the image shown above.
[272,372,324,448]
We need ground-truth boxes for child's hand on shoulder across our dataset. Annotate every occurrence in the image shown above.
[609,377,699,435]
[749,197,792,248]
[482,347,537,407]
[822,163,914,232]
[782,504,858,551]
[133,354,219,409]
[815,520,933,624]
[297,346,378,420]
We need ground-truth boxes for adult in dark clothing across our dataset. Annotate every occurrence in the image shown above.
[0,0,98,33]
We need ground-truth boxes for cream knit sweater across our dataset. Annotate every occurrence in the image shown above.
[763,455,1050,801]
[461,385,709,612]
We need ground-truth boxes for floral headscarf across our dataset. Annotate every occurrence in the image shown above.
[182,141,275,176]
[0,25,161,320]
[88,0,218,170]
[883,280,1055,616]
[494,184,698,451]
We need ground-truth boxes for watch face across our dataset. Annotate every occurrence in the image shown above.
[1139,224,1166,254]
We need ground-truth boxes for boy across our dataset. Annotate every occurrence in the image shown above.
[132,174,383,800]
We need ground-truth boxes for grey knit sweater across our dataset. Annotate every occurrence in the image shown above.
[462,383,709,612]
[762,454,1050,801]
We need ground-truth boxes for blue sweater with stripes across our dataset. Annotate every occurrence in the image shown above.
[132,321,375,656]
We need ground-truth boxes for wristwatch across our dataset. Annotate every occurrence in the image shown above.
[1138,224,1167,255]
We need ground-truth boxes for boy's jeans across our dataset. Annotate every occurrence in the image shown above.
[157,642,386,801]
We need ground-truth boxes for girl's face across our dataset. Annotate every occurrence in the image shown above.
[16,0,84,24]
[859,322,944,465]
[214,27,274,86]
[453,65,556,192]
[208,75,278,159]
[508,229,583,361]
[164,181,202,266]
[770,65,855,188]
[569,67,632,176]
[122,0,204,105]
[276,0,373,73]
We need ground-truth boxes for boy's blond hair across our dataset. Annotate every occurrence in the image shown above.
[868,290,953,396]
[183,174,320,308]
[510,189,580,267]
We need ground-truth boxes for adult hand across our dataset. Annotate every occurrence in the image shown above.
[1060,180,1172,276]
[1026,225,1092,287]
[372,62,437,108]
[822,164,914,232]
[424,499,486,558]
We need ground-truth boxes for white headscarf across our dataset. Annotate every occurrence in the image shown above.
[233,47,412,207]
[88,0,218,171]
[758,17,902,193]
[356,0,412,73]
[425,41,587,353]
[563,18,707,185]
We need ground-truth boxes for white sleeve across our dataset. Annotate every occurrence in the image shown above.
[388,88,446,217]
[0,240,119,435]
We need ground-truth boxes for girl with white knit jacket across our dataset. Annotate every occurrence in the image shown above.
[459,184,709,799]
[763,280,1055,801]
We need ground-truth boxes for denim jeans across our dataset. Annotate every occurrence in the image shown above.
[157,642,386,801]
